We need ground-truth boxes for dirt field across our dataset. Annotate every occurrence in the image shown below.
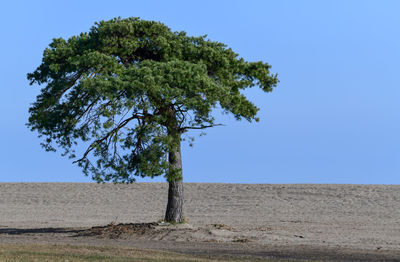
[0,183,399,261]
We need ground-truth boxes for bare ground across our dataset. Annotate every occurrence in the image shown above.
[0,183,399,261]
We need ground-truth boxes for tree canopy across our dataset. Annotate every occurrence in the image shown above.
[27,17,278,184]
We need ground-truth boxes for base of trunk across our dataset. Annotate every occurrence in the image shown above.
[164,180,183,223]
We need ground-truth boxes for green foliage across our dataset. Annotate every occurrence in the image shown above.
[27,17,278,182]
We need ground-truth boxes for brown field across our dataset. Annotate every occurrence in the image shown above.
[0,183,399,261]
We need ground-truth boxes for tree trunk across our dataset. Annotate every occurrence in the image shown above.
[165,180,183,222]
[164,132,184,223]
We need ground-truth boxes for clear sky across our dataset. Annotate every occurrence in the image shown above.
[1,0,399,184]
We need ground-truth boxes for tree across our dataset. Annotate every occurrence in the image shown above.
[27,17,278,222]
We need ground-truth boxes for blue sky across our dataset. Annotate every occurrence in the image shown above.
[1,0,399,184]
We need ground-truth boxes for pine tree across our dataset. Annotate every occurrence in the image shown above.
[27,17,278,222]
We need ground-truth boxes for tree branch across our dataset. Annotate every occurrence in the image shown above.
[180,124,224,131]
[76,96,101,122]
[57,72,85,99]
[73,114,143,163]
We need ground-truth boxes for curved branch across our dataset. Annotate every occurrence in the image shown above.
[73,114,143,164]
[76,96,101,122]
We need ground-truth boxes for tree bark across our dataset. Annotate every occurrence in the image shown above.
[164,132,184,223]
[165,180,183,222]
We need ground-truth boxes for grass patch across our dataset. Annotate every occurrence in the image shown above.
[0,244,217,262]
[0,243,328,262]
